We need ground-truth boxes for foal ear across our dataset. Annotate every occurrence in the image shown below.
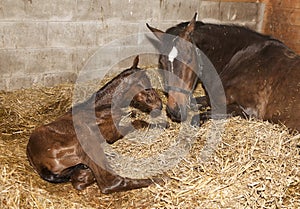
[146,23,165,41]
[131,55,139,69]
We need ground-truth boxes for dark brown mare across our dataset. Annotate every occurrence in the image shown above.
[147,14,300,131]
[27,56,164,194]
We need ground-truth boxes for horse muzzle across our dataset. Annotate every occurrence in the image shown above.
[166,90,189,122]
[166,103,187,122]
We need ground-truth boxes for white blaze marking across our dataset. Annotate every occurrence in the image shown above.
[168,46,178,63]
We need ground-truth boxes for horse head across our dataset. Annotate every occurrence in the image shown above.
[147,13,200,122]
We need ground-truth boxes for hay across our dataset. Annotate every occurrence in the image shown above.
[0,73,299,208]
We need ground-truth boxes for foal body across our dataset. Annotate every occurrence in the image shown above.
[27,57,163,193]
[148,14,300,131]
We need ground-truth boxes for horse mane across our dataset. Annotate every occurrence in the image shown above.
[166,21,283,45]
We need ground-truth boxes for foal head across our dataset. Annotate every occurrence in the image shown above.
[115,56,163,117]
[147,14,199,122]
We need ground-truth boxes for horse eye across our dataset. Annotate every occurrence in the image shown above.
[159,60,168,70]
[158,60,163,68]
[187,57,193,64]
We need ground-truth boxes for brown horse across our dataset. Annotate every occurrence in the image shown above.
[147,14,300,131]
[27,56,164,194]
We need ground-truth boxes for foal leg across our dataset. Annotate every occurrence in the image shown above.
[191,96,210,111]
[97,168,155,194]
[191,111,212,126]
[106,119,169,144]
[80,148,157,194]
[132,119,169,130]
[99,169,156,194]
[226,103,249,118]
[71,165,95,190]
[191,103,248,126]
[103,120,150,144]
[129,111,168,128]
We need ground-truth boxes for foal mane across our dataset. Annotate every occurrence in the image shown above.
[93,67,140,101]
[71,67,142,112]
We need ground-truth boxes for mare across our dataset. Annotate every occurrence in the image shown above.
[27,56,164,194]
[147,14,300,131]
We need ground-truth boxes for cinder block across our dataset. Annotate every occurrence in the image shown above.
[75,22,100,46]
[24,0,76,21]
[0,78,8,91]
[96,22,140,45]
[48,22,111,48]
[76,0,108,21]
[106,0,161,22]
[44,49,74,73]
[0,22,47,48]
[199,1,221,20]
[159,0,200,21]
[7,75,36,90]
[0,49,25,75]
[80,45,123,73]
[76,67,108,85]
[4,48,75,75]
[43,72,77,87]
[220,2,259,23]
[94,23,114,45]
[47,22,77,47]
[0,0,26,20]
[73,47,98,73]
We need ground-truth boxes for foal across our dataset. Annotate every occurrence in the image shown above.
[27,56,163,194]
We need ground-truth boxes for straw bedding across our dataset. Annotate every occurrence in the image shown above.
[0,70,299,208]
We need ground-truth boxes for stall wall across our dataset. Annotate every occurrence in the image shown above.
[262,0,300,53]
[0,0,266,90]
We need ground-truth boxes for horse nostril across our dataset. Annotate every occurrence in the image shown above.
[179,104,187,121]
[167,105,181,122]
[166,104,187,122]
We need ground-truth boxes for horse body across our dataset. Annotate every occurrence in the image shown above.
[27,56,163,193]
[221,41,300,130]
[148,14,300,131]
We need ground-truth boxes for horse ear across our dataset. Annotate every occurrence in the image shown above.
[182,13,197,38]
[146,23,165,41]
[192,12,198,22]
[131,55,139,69]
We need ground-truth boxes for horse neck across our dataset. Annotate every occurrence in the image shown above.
[193,24,269,73]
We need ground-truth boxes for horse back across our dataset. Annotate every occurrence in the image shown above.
[222,41,300,131]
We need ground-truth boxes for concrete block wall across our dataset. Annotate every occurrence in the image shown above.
[215,0,300,54]
[0,0,264,91]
